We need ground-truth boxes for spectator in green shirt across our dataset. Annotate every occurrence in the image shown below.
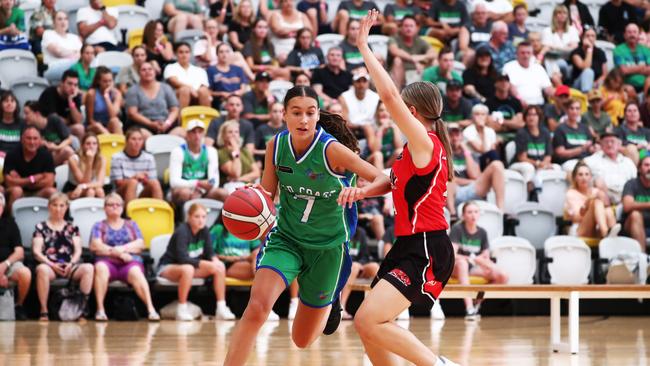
[69,44,97,91]
[0,0,29,51]
[422,46,463,94]
[613,23,650,96]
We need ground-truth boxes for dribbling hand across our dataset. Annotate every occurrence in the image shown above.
[337,187,366,208]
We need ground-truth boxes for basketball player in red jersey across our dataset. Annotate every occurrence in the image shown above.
[340,9,458,366]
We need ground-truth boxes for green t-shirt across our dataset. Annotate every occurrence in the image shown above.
[69,62,96,91]
[6,7,25,32]
[613,43,650,88]
[211,224,260,257]
[421,66,463,91]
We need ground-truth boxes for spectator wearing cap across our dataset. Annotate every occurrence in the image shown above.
[339,68,380,141]
[458,2,493,66]
[585,131,636,205]
[614,23,650,97]
[242,72,277,128]
[76,0,120,52]
[312,47,353,108]
[442,80,473,128]
[485,75,524,133]
[510,105,556,185]
[616,102,650,166]
[553,98,597,171]
[463,46,497,104]
[388,15,436,89]
[422,47,463,94]
[170,119,226,206]
[426,0,470,42]
[503,41,553,108]
[477,21,516,73]
[205,94,255,154]
[581,89,612,139]
[543,84,571,132]
[569,27,608,93]
[164,42,212,110]
[621,155,650,251]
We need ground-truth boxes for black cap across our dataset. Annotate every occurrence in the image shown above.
[476,46,491,57]
[447,79,463,89]
[255,71,271,82]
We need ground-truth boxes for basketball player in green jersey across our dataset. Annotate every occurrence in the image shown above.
[224,86,391,365]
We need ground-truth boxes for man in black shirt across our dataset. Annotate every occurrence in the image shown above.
[37,70,84,139]
[598,0,638,44]
[622,156,650,251]
[312,47,353,108]
[23,101,74,166]
[442,80,473,127]
[3,126,56,209]
[486,75,524,132]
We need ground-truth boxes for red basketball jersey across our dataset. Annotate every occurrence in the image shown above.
[390,132,449,236]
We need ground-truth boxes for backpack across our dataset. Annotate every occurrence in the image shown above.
[49,266,87,321]
[607,251,649,284]
[111,295,140,321]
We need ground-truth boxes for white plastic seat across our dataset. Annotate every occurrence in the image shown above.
[11,197,49,249]
[595,40,615,70]
[183,198,224,228]
[114,5,150,43]
[536,169,568,217]
[491,236,537,284]
[145,134,185,182]
[315,33,344,57]
[0,49,37,85]
[69,198,107,249]
[150,234,205,286]
[488,169,527,215]
[458,200,503,242]
[268,80,293,103]
[368,34,389,60]
[599,236,647,284]
[544,236,591,284]
[145,0,165,19]
[173,29,206,49]
[9,76,49,110]
[92,51,133,72]
[55,164,69,191]
[505,140,516,165]
[514,202,557,250]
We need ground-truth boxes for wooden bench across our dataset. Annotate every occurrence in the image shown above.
[350,283,650,354]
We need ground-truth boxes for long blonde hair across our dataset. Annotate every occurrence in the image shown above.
[551,5,570,33]
[78,133,103,178]
[216,120,240,148]
[400,82,454,181]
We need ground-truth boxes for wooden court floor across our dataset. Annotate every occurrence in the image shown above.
[0,316,648,365]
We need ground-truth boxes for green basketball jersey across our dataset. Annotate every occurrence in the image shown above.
[271,127,357,249]
[181,144,209,181]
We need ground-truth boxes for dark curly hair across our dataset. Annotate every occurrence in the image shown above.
[283,86,359,154]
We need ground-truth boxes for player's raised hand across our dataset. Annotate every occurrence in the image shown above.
[357,9,379,49]
[337,187,366,208]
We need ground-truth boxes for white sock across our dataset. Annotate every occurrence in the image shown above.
[290,298,298,306]
[217,300,227,311]
[178,302,188,311]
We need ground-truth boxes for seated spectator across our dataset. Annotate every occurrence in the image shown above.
[41,11,82,83]
[217,120,261,186]
[293,71,324,107]
[205,94,255,152]
[76,0,119,52]
[622,155,650,251]
[284,27,324,77]
[339,69,379,139]
[242,18,290,80]
[0,192,31,320]
[3,127,56,209]
[422,47,463,94]
[0,91,22,157]
[66,133,105,199]
[616,102,650,166]
[382,0,421,36]
[485,75,524,133]
[242,71,277,127]
[163,0,204,35]
[581,89,612,139]
[259,0,280,20]
[333,0,381,35]
[297,0,330,35]
[441,80,472,127]
[450,201,508,320]
[117,46,147,96]
[110,127,163,205]
[600,68,628,125]
[544,84,570,132]
[207,43,249,108]
[598,0,638,44]
[570,27,607,93]
[510,106,556,184]
[585,132,636,204]
[483,0,513,22]
[426,0,469,42]
[194,18,254,80]
[458,2,492,65]
[170,119,226,205]
[447,124,505,216]
[228,0,255,53]
[268,0,312,63]
[369,101,403,170]
[254,102,286,163]
[388,16,435,89]
[356,177,385,243]
[0,0,29,51]
[29,0,57,54]
[164,42,212,109]
[562,0,595,34]
[541,5,579,83]
[69,44,96,92]
[142,20,174,77]
[208,0,233,30]
[211,213,260,281]
[553,98,597,171]
[90,193,160,321]
[503,41,553,108]
[157,203,235,320]
[340,227,379,320]
[126,62,182,138]
[311,47,352,108]
[38,70,84,138]
[85,66,124,135]
[614,23,650,98]
[478,21,515,73]
[507,5,528,46]
[23,100,74,166]
[528,30,548,65]
[33,193,94,321]
[463,46,497,104]
[463,104,499,169]
[565,161,619,238]
[341,20,371,73]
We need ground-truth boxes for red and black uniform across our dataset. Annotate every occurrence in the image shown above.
[372,132,455,307]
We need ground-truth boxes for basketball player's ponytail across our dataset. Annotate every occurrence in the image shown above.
[432,118,454,182]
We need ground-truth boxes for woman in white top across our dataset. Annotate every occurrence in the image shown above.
[66,132,106,199]
[193,18,254,80]
[463,104,499,169]
[42,11,82,82]
[542,5,579,83]
[268,0,311,63]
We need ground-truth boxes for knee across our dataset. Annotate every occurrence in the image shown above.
[244,296,273,324]
[350,262,361,274]
[488,160,505,171]
[629,210,644,224]
[392,56,404,68]
[178,86,191,96]
[94,263,110,279]
[127,266,145,284]
[353,308,375,340]
[8,186,23,198]
[80,263,94,278]
[455,257,469,272]
[181,264,195,278]
[17,267,32,283]
[292,332,316,349]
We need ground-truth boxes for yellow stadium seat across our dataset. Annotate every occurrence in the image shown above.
[225,277,254,287]
[180,106,220,131]
[580,237,600,248]
[98,134,125,178]
[103,0,136,6]
[127,198,175,248]
[511,0,527,8]
[420,36,444,53]
[128,28,143,49]
[448,276,490,285]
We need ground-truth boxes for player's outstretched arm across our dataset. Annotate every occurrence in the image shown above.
[357,10,433,169]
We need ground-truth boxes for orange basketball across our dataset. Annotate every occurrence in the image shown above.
[222,187,276,240]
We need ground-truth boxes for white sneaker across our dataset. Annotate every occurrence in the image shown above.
[176,304,194,321]
[288,301,298,320]
[607,223,622,238]
[216,306,236,320]
[397,308,410,320]
[464,308,481,322]
[266,311,280,321]
[431,301,445,320]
